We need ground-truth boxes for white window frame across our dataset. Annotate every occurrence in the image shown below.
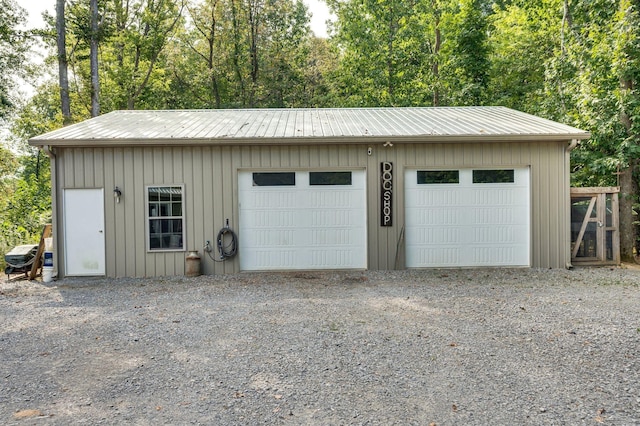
[145,184,186,252]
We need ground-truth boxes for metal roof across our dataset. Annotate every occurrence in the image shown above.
[29,107,590,147]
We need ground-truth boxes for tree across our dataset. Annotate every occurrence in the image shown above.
[261,0,310,107]
[300,36,339,107]
[90,0,100,116]
[183,0,225,108]
[0,87,59,267]
[612,0,640,260]
[167,0,312,108]
[56,0,72,124]
[486,1,562,114]
[537,0,640,261]
[442,0,490,105]
[326,0,440,106]
[0,0,28,119]
[58,0,186,113]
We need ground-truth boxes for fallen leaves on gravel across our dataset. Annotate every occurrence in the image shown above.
[13,409,44,419]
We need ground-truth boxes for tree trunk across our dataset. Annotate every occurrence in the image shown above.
[56,0,72,124]
[248,1,261,108]
[207,2,221,108]
[432,26,441,106]
[90,0,100,117]
[619,77,639,262]
[619,161,639,262]
[432,3,441,107]
[230,0,246,106]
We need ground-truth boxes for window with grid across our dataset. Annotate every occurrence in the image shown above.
[147,185,184,251]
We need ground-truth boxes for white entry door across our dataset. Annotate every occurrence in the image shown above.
[239,170,367,270]
[63,188,106,276]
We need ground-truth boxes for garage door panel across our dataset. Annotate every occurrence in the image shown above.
[239,170,366,271]
[309,228,355,246]
[473,189,518,205]
[311,249,360,268]
[406,227,463,244]
[406,188,465,207]
[310,190,362,208]
[244,191,297,209]
[471,247,515,265]
[410,208,464,226]
[472,227,517,243]
[412,247,462,266]
[247,250,297,269]
[241,229,296,247]
[405,168,530,268]
[472,208,516,225]
[242,210,297,228]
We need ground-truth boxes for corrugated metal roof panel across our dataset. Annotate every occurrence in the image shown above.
[29,107,590,146]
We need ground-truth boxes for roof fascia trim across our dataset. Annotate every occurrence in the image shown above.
[29,133,591,148]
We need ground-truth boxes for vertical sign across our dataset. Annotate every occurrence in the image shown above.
[381,162,393,226]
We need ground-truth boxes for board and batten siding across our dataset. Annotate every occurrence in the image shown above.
[54,140,570,277]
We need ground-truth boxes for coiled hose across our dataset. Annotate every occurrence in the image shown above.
[216,226,238,260]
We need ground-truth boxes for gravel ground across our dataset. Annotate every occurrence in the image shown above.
[1,267,639,425]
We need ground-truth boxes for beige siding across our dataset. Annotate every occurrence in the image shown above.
[54,140,570,277]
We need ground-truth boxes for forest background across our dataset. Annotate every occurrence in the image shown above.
[0,0,638,266]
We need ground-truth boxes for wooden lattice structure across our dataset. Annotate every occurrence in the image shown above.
[570,187,620,266]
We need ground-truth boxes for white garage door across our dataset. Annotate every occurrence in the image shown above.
[405,168,530,267]
[238,170,367,270]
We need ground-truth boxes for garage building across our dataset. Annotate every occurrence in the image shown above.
[29,107,590,278]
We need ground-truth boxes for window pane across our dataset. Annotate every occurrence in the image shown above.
[170,219,182,233]
[253,172,295,186]
[472,169,514,183]
[150,236,161,249]
[172,202,182,216]
[149,218,161,234]
[417,170,459,184]
[148,188,160,201]
[310,171,352,185]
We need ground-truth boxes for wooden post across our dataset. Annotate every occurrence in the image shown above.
[29,224,52,280]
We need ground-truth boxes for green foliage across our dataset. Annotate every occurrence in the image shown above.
[0,86,61,269]
[0,140,51,270]
[0,153,51,271]
[327,0,438,106]
[167,0,313,109]
[0,0,29,119]
[487,0,562,114]
[441,0,491,105]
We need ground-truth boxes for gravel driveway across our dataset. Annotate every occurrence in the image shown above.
[1,267,639,425]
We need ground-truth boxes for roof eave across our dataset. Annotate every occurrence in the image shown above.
[29,133,591,148]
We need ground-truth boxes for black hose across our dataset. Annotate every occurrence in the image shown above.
[216,226,238,260]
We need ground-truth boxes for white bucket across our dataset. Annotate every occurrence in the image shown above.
[42,266,54,283]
